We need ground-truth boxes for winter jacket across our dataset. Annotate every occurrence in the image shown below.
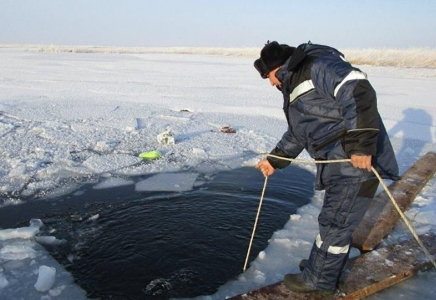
[267,43,399,189]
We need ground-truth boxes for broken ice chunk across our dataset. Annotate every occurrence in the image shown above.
[34,265,56,292]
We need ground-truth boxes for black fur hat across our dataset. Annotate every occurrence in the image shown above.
[254,41,295,78]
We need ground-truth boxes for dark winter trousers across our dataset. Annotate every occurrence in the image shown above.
[302,179,379,290]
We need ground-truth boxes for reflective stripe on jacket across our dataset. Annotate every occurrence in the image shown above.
[272,43,399,189]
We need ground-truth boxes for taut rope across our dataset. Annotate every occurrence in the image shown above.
[243,154,436,271]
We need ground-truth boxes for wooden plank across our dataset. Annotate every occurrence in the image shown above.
[337,233,436,299]
[352,152,436,251]
[228,234,436,300]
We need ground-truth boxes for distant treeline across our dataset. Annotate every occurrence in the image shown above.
[1,44,436,69]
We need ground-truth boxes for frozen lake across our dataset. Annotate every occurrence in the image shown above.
[0,49,435,299]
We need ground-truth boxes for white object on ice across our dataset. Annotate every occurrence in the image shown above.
[34,265,56,292]
[88,214,100,221]
[0,244,36,260]
[30,219,44,228]
[35,236,65,246]
[0,227,40,241]
[157,129,175,145]
[0,219,43,241]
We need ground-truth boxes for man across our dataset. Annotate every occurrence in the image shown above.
[254,41,399,295]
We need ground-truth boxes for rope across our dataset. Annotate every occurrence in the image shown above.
[243,154,436,271]
[243,176,268,271]
[371,166,436,269]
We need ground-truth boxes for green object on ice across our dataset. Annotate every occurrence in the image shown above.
[139,150,161,160]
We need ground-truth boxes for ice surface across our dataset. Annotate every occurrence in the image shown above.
[0,273,9,289]
[0,227,40,241]
[414,211,436,225]
[83,154,141,173]
[135,172,199,192]
[0,244,36,260]
[92,177,134,189]
[0,220,87,299]
[0,49,435,299]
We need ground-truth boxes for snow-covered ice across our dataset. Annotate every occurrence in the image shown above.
[0,48,436,299]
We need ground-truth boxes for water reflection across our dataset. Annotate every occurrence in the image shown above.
[0,165,315,299]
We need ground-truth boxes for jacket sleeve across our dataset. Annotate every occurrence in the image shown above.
[312,56,379,156]
[268,127,305,169]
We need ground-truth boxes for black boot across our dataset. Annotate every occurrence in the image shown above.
[299,259,308,271]
[283,273,335,296]
[299,258,347,290]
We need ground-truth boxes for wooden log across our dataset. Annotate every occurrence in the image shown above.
[337,233,436,299]
[228,234,436,300]
[352,152,436,251]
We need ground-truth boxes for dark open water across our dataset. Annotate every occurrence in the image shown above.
[0,166,315,299]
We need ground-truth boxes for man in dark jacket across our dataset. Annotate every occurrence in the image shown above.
[254,41,399,295]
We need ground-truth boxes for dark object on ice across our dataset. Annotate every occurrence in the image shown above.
[220,125,236,134]
[299,259,308,272]
[353,151,436,251]
[229,233,436,300]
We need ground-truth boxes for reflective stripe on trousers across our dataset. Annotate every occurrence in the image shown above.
[302,179,379,290]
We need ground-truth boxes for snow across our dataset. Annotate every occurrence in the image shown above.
[0,48,436,299]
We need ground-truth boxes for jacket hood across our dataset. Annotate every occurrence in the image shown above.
[275,43,345,88]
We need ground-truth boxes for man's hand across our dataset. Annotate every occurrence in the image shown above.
[350,154,372,172]
[255,159,275,177]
